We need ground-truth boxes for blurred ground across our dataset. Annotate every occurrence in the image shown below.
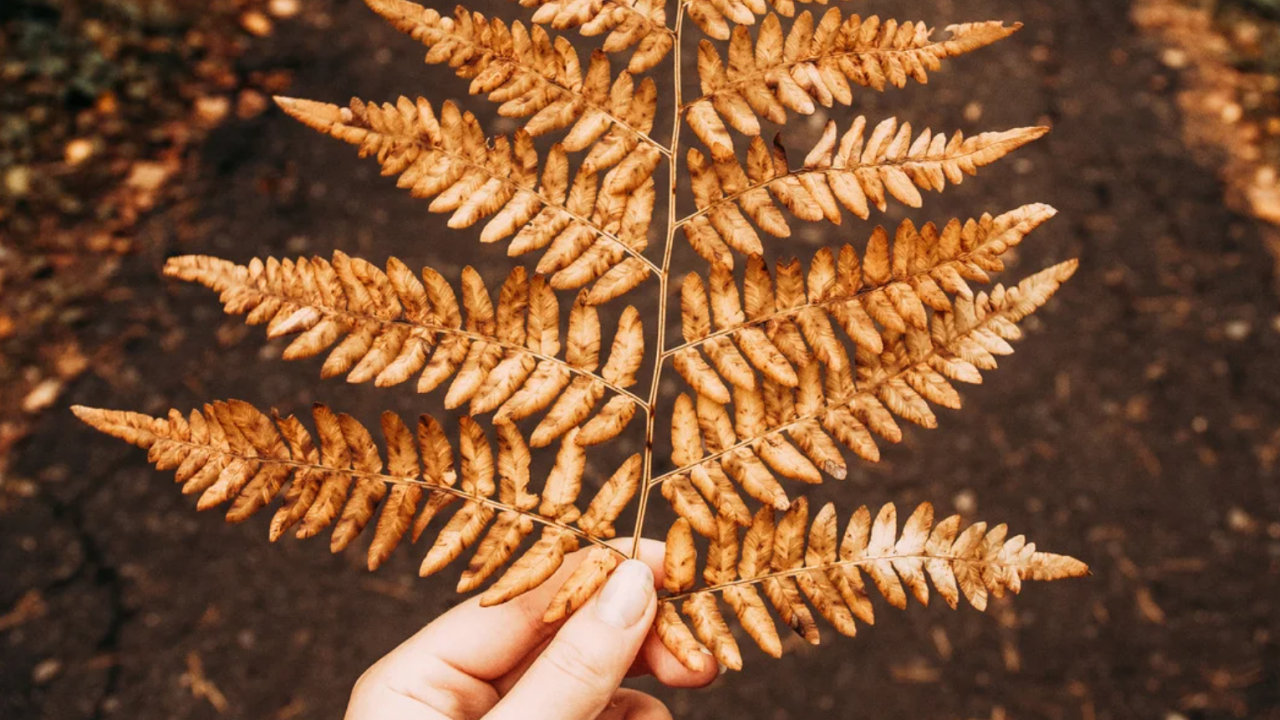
[4,0,1280,719]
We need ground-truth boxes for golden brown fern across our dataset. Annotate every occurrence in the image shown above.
[504,0,675,73]
[685,12,1022,154]
[73,0,1090,675]
[683,121,1045,256]
[274,95,659,301]
[674,204,1058,398]
[70,401,640,605]
[656,499,1089,669]
[364,0,664,154]
[664,260,1077,520]
[166,253,644,447]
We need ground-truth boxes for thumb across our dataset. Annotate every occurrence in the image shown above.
[486,559,657,720]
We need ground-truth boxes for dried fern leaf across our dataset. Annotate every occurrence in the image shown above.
[72,400,638,601]
[675,205,1056,386]
[685,11,1020,145]
[657,499,1088,668]
[363,0,662,157]
[544,545,621,621]
[166,254,644,442]
[683,0,897,39]
[274,95,658,298]
[663,260,1077,499]
[684,120,1046,256]
[507,0,675,73]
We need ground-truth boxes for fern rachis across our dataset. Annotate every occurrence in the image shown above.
[75,0,1088,677]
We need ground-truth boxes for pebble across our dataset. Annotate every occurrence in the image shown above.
[1223,319,1251,341]
[64,139,94,166]
[126,162,171,192]
[5,166,31,196]
[237,89,269,119]
[31,658,62,685]
[240,10,274,37]
[1227,507,1258,534]
[21,379,62,414]
[195,96,231,125]
[269,0,300,18]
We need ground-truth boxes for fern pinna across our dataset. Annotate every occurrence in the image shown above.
[74,0,1088,672]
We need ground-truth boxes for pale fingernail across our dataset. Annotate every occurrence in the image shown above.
[595,559,654,629]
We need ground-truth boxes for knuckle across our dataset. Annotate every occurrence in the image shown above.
[541,636,615,693]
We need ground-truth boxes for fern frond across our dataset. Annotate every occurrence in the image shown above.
[70,400,642,609]
[662,260,1077,515]
[508,0,675,73]
[363,0,664,158]
[685,11,1020,156]
[656,499,1088,670]
[682,0,872,39]
[166,253,645,447]
[683,119,1045,255]
[674,205,1057,391]
[274,95,659,299]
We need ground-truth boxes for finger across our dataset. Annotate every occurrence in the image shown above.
[486,559,658,720]
[596,689,674,720]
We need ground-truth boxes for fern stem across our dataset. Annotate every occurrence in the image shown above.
[628,0,686,559]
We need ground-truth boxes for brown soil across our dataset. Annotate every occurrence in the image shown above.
[4,0,1280,718]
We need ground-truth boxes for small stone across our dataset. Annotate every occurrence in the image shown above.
[237,90,269,119]
[195,96,231,126]
[240,10,274,37]
[1223,319,1251,341]
[127,162,171,192]
[1227,507,1258,534]
[1160,48,1187,68]
[22,379,62,414]
[64,139,94,166]
[5,166,31,196]
[31,658,62,685]
[269,0,300,18]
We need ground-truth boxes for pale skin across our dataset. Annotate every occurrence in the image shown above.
[345,540,720,720]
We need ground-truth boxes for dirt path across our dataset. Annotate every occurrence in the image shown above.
[4,0,1280,718]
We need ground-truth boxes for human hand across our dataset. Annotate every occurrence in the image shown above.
[344,539,720,720]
